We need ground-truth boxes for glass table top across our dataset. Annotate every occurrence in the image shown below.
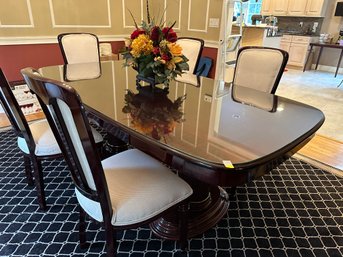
[39,61,324,169]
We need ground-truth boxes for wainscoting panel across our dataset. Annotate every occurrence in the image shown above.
[188,0,210,32]
[165,0,182,30]
[49,0,111,27]
[0,0,33,27]
[122,0,144,28]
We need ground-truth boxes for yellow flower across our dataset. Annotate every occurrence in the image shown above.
[168,43,183,57]
[130,34,153,58]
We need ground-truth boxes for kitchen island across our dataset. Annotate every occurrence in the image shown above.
[232,24,281,48]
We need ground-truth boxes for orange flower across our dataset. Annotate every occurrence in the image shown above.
[168,43,183,57]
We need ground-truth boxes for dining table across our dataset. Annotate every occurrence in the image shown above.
[38,60,325,240]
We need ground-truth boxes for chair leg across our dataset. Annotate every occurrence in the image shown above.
[32,157,46,210]
[79,206,87,248]
[105,222,116,257]
[23,155,34,186]
[178,203,190,251]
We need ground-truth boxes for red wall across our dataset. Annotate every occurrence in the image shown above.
[202,47,218,79]
[0,41,217,82]
[0,44,64,82]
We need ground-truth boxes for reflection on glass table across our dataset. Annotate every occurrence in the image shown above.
[122,86,185,142]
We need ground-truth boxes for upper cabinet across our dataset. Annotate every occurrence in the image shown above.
[261,0,327,17]
[261,0,273,15]
[306,0,327,17]
[288,0,308,16]
[272,0,289,16]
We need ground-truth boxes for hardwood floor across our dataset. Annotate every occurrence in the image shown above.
[0,112,45,128]
[0,112,342,174]
[296,134,343,176]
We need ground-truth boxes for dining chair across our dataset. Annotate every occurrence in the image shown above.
[57,33,101,64]
[177,37,204,74]
[232,46,289,94]
[0,68,63,210]
[0,68,103,211]
[21,67,193,256]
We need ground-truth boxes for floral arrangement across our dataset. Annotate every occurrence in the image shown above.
[122,88,185,142]
[121,0,189,87]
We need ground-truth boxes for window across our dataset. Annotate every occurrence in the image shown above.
[234,0,262,25]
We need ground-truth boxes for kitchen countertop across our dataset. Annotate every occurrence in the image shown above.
[232,23,277,29]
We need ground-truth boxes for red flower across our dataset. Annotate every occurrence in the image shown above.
[161,54,171,62]
[152,47,160,55]
[131,29,145,39]
[150,26,161,43]
[162,27,178,42]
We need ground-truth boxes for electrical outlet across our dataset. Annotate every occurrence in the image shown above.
[204,94,212,103]
[209,18,219,28]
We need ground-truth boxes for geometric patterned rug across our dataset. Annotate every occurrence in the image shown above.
[0,129,342,257]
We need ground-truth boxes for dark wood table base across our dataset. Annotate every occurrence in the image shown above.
[150,185,229,239]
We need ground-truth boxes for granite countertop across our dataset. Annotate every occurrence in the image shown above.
[232,23,276,29]
[279,30,319,37]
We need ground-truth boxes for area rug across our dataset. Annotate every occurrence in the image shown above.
[0,129,342,257]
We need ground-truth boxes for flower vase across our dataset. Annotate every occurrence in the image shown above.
[136,74,169,92]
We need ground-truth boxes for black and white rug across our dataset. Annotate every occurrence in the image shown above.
[0,129,342,257]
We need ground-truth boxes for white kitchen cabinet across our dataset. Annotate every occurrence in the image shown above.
[288,42,309,66]
[272,0,289,15]
[306,0,327,17]
[262,0,327,17]
[279,35,318,68]
[261,0,273,15]
[280,41,291,53]
[287,0,308,16]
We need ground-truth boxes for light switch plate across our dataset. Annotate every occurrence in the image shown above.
[209,18,219,28]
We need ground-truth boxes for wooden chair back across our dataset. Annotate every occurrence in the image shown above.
[21,67,112,219]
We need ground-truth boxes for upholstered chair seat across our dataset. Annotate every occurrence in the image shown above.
[17,119,102,156]
[76,148,192,226]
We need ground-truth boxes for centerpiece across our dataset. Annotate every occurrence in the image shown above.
[122,87,185,142]
[121,0,189,88]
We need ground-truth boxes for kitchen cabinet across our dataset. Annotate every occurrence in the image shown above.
[288,0,307,16]
[262,0,327,17]
[280,35,318,68]
[272,0,289,16]
[261,0,273,15]
[306,0,327,17]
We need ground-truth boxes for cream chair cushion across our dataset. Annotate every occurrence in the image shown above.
[60,34,99,64]
[177,38,203,74]
[17,119,103,156]
[233,48,285,93]
[75,148,193,226]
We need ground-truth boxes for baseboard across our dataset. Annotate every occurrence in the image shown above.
[310,64,343,75]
